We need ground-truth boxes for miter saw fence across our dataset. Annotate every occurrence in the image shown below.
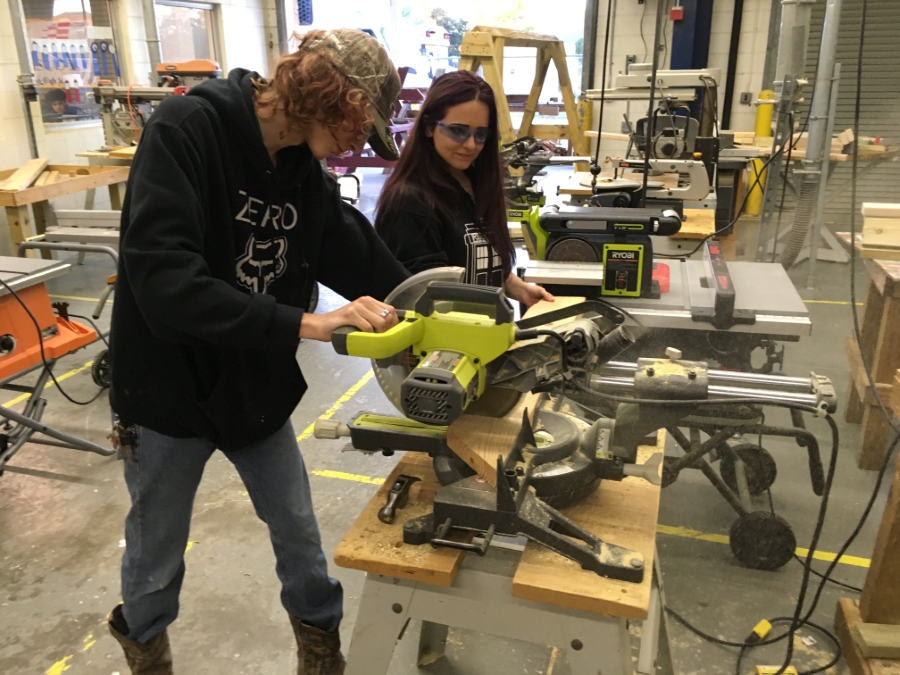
[402,408,648,583]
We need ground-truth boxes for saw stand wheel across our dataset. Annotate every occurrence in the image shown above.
[719,443,777,496]
[91,349,111,388]
[729,511,796,571]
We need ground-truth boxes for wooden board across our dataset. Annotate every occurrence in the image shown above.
[836,233,900,297]
[852,622,900,659]
[583,130,631,142]
[34,171,51,187]
[332,453,467,585]
[863,204,900,219]
[0,165,129,207]
[863,217,900,249]
[845,337,893,406]
[512,435,663,619]
[835,599,900,675]
[557,171,679,196]
[0,159,48,191]
[446,392,541,487]
[109,145,138,160]
[676,208,717,239]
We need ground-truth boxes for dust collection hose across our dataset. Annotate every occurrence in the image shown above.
[778,170,821,269]
[594,326,636,365]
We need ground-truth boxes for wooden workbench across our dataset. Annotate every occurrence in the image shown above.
[834,368,900,675]
[0,164,128,253]
[837,232,900,470]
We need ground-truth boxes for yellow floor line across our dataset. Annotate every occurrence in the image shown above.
[306,472,872,570]
[803,299,863,306]
[311,469,385,485]
[2,360,95,408]
[296,370,374,443]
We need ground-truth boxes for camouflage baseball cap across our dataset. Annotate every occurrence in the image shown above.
[303,29,401,160]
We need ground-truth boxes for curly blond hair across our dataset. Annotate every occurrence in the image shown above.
[254,30,373,136]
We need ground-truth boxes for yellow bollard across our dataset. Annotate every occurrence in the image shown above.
[754,89,775,138]
[746,90,775,216]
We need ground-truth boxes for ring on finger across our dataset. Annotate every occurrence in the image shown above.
[379,308,391,318]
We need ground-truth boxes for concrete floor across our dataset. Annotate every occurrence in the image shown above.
[0,166,892,675]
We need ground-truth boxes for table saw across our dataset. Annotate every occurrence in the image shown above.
[0,256,113,473]
[523,246,811,372]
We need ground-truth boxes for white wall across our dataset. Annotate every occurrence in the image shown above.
[588,0,772,157]
[0,0,277,254]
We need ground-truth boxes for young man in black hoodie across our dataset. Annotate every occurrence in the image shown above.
[106,30,408,675]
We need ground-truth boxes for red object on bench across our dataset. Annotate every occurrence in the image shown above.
[652,263,670,295]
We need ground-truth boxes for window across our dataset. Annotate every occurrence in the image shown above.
[155,0,219,64]
[22,0,116,126]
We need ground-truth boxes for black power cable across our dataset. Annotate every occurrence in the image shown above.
[0,276,106,406]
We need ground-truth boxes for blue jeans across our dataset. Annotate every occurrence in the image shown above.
[120,420,343,644]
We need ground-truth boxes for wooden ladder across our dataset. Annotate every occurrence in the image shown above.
[458,26,588,157]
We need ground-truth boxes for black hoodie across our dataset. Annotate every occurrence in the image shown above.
[109,69,409,450]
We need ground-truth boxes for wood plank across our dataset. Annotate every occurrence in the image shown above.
[853,622,900,659]
[109,145,138,160]
[46,171,59,185]
[0,159,48,191]
[835,598,900,675]
[863,217,900,249]
[512,434,663,619]
[863,204,900,219]
[0,166,130,207]
[332,453,467,585]
[584,130,631,142]
[676,208,717,239]
[446,392,540,486]
[859,447,900,624]
[518,48,552,140]
[4,205,35,251]
[34,171,51,187]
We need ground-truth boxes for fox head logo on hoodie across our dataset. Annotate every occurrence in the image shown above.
[236,235,288,293]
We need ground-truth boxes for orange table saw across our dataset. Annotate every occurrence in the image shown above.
[1,256,114,474]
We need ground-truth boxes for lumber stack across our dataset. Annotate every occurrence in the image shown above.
[862,203,900,250]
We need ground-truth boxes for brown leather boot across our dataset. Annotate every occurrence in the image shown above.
[289,614,346,675]
[108,604,174,675]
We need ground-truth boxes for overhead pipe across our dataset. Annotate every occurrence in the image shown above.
[778,0,843,269]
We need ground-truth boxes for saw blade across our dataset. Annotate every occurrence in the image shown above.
[374,266,524,419]
[374,267,466,414]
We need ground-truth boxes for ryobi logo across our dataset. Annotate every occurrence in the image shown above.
[508,210,525,218]
[609,251,638,260]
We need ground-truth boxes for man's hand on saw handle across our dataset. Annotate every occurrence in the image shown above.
[300,296,398,342]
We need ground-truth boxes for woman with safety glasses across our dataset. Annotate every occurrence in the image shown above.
[374,70,553,306]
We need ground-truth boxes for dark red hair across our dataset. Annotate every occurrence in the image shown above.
[375,70,514,276]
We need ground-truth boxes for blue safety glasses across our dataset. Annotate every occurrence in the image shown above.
[436,121,491,145]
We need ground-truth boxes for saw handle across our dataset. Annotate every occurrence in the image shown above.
[331,310,416,358]
[414,282,513,324]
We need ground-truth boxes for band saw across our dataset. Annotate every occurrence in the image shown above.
[315,269,837,575]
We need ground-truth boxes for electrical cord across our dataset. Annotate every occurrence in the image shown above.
[0,276,106,406]
[592,0,615,169]
[792,554,863,594]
